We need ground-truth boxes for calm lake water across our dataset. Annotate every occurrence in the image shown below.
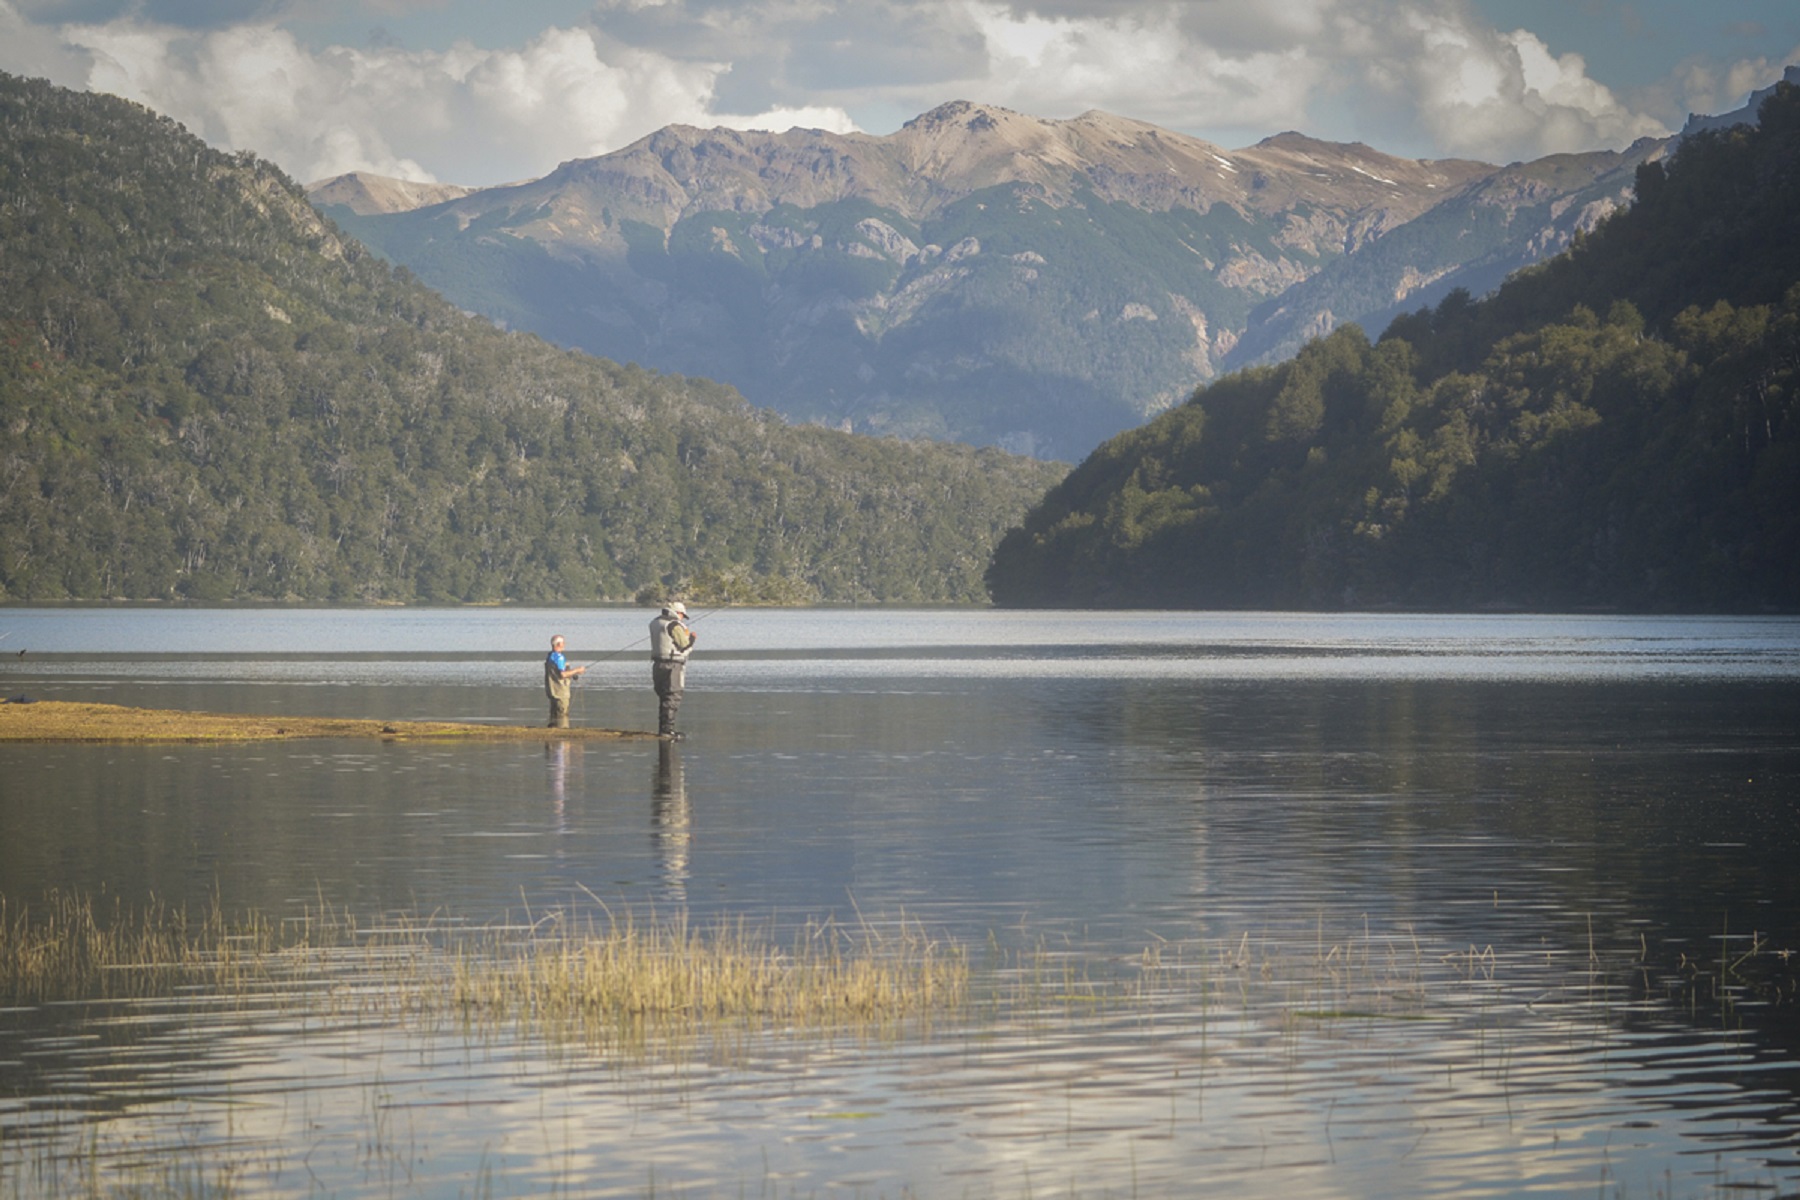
[3,608,1799,1198]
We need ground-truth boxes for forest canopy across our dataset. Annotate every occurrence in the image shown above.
[0,72,1065,604]
[985,84,1800,612]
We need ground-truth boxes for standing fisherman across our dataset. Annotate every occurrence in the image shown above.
[544,635,586,728]
[649,601,697,739]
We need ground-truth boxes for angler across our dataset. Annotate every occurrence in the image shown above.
[544,634,587,729]
[649,601,697,740]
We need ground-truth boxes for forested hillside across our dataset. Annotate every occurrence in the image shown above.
[0,73,1064,604]
[986,85,1800,612]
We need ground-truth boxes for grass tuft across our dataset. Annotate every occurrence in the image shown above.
[0,893,969,1042]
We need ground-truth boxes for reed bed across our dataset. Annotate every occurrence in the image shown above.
[0,891,291,1004]
[0,892,969,1040]
[12,891,1785,1057]
[449,911,968,1049]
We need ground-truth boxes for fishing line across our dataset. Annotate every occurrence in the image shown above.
[568,541,858,669]
[575,602,730,670]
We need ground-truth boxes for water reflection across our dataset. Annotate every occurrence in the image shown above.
[5,918,1796,1200]
[652,743,691,904]
[546,739,573,837]
[3,610,1799,1198]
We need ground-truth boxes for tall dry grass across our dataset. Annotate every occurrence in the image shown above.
[0,892,968,1040]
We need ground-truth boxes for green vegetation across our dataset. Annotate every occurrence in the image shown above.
[0,72,1065,603]
[987,85,1800,611]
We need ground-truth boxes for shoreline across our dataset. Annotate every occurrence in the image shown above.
[0,700,657,743]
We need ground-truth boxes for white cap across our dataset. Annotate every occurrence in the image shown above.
[666,601,688,617]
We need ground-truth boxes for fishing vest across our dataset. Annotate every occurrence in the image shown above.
[650,615,692,663]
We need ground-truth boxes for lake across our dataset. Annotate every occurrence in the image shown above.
[2,608,1799,1198]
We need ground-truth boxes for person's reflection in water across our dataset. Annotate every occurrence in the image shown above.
[651,742,691,904]
[546,740,581,840]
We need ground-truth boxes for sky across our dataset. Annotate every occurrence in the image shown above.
[3,0,1798,188]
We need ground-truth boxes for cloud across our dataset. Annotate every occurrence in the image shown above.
[712,104,860,134]
[20,8,856,184]
[1340,9,1671,159]
[584,0,1669,161]
[586,0,991,120]
[0,0,94,86]
[922,1,1670,160]
[1671,44,1800,122]
[5,0,1778,189]
[958,2,1315,134]
[14,0,461,29]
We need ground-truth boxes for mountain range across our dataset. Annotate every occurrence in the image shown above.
[984,79,1800,612]
[5,65,1789,609]
[0,72,1062,605]
[309,89,1748,459]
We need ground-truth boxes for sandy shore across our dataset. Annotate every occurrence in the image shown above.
[0,700,656,743]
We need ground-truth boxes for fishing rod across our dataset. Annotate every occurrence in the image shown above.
[568,541,860,669]
[575,601,730,670]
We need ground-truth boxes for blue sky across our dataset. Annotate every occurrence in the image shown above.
[4,0,1796,186]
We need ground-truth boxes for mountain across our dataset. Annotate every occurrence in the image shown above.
[304,171,478,215]
[0,72,1064,604]
[316,103,1501,459]
[1221,140,1661,370]
[1227,68,1800,373]
[984,82,1800,612]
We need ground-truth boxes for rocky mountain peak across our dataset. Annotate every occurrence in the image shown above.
[312,96,1701,458]
[302,171,476,216]
[1235,132,1491,204]
[902,99,1018,132]
[891,100,1091,186]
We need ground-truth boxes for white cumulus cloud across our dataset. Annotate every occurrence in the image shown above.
[1347,10,1670,160]
[4,0,1789,185]
[936,0,1670,160]
[1672,46,1800,124]
[16,9,857,184]
[961,2,1315,134]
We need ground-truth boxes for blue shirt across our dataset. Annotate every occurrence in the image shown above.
[547,649,568,674]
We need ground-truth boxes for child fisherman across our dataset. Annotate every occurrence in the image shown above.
[545,635,587,728]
